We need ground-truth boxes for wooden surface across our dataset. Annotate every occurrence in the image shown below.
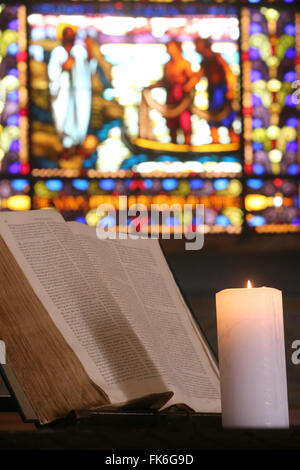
[0,411,300,450]
[0,412,36,432]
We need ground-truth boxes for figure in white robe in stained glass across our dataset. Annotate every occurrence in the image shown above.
[48,27,98,150]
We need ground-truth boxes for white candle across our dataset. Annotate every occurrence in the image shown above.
[216,283,289,428]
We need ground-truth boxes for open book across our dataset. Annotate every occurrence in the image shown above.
[0,210,220,424]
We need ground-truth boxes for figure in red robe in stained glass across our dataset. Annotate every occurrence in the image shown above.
[163,40,198,145]
[145,40,198,145]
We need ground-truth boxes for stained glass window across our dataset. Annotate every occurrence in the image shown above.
[0,178,30,210]
[29,6,241,177]
[0,1,299,235]
[242,6,300,232]
[32,177,243,233]
[67,0,297,3]
[245,178,299,232]
[242,7,298,176]
[0,4,29,176]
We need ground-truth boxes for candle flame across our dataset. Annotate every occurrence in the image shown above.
[247,280,252,289]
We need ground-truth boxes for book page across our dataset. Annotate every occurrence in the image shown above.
[0,211,170,406]
[69,222,221,413]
